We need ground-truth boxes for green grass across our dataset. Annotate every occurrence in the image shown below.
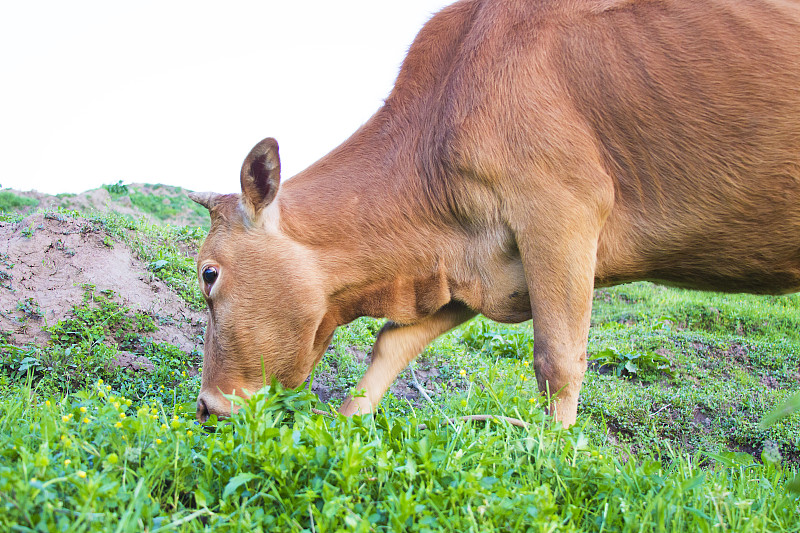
[102,180,130,198]
[129,186,209,224]
[0,190,38,212]
[581,284,800,462]
[0,208,799,530]
[100,181,210,227]
[1,286,200,407]
[0,380,796,531]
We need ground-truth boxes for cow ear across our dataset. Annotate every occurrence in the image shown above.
[240,137,281,218]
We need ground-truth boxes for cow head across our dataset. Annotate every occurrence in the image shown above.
[190,138,334,422]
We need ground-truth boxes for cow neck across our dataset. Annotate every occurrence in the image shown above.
[277,118,458,325]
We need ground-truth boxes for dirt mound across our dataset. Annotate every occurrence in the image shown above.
[0,213,204,353]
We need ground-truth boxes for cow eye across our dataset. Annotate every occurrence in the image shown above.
[202,266,218,285]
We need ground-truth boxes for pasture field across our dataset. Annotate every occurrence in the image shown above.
[0,195,798,531]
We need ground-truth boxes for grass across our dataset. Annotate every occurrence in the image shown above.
[0,190,38,211]
[0,286,200,408]
[581,284,800,462]
[0,205,798,530]
[100,181,210,225]
[0,379,797,531]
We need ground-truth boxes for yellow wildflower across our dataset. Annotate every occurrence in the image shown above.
[76,470,87,479]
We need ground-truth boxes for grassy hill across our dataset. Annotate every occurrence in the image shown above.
[0,197,798,531]
[0,182,210,229]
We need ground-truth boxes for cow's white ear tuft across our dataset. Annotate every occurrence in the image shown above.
[240,137,281,219]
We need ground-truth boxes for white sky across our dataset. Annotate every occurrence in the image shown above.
[0,1,452,195]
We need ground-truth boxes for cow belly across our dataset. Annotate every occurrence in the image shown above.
[596,209,800,295]
[642,251,800,295]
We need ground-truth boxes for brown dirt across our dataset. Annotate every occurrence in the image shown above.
[310,349,467,410]
[7,188,140,222]
[692,407,713,429]
[110,352,157,373]
[0,213,204,353]
[725,343,750,365]
[758,374,780,389]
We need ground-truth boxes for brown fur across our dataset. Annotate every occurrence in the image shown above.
[193,0,800,426]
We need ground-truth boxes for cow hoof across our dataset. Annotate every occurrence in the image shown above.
[339,396,371,417]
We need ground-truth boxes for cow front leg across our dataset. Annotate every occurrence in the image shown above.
[506,176,612,427]
[339,302,476,416]
[525,225,601,427]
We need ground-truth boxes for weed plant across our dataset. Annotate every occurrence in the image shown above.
[102,181,130,198]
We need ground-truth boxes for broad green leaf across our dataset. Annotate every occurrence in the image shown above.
[759,391,800,428]
[786,475,800,494]
[222,472,258,500]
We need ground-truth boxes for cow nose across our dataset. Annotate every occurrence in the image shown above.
[196,397,209,423]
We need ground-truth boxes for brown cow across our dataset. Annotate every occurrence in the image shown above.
[191,0,800,427]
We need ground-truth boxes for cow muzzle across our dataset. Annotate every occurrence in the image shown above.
[196,391,238,423]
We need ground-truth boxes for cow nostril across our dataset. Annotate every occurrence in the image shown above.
[197,398,209,423]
